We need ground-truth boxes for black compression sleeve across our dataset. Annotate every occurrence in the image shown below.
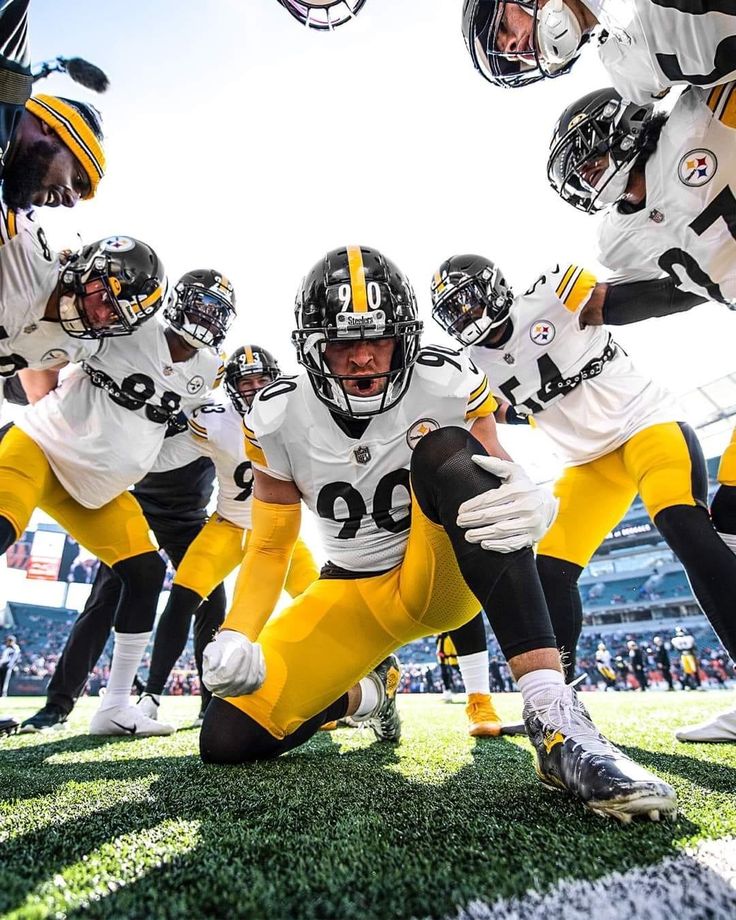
[602,278,707,326]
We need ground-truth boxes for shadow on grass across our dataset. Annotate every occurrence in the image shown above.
[0,730,701,920]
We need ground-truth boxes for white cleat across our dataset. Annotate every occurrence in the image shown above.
[136,693,160,720]
[675,706,736,743]
[89,704,175,737]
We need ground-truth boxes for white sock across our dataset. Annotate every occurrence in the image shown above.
[352,675,380,720]
[517,669,565,705]
[457,651,490,695]
[100,631,151,711]
[718,531,736,556]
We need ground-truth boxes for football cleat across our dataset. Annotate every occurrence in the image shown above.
[364,654,402,743]
[524,685,677,823]
[320,721,338,731]
[675,707,736,743]
[1,716,19,737]
[442,689,455,703]
[466,692,502,737]
[19,703,68,733]
[136,693,160,721]
[89,704,174,737]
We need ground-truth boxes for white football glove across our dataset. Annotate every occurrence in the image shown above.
[202,629,266,697]
[455,456,559,553]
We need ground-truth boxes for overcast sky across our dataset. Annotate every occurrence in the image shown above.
[22,0,736,484]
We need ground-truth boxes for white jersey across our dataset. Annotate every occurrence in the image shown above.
[188,401,253,529]
[596,648,612,669]
[244,347,497,573]
[598,85,736,305]
[18,319,225,508]
[671,634,696,652]
[591,0,736,104]
[147,425,209,474]
[468,264,677,465]
[0,205,98,381]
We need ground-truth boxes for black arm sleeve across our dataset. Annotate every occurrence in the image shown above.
[602,278,708,326]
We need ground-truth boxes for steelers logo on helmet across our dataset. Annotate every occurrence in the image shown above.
[224,344,281,415]
[164,268,237,350]
[430,254,513,346]
[293,245,423,418]
[678,149,717,188]
[277,0,367,30]
[101,236,136,253]
[57,236,166,340]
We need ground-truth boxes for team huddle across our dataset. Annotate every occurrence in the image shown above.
[1,0,735,827]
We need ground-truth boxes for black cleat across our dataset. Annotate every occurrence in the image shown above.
[523,685,677,823]
[1,716,19,737]
[364,654,402,742]
[19,704,68,734]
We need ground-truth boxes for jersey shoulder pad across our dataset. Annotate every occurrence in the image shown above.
[248,375,301,435]
[705,81,736,130]
[413,345,473,397]
[524,263,597,313]
[188,401,224,441]
[0,203,19,248]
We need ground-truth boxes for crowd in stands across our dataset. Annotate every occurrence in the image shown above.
[2,605,733,698]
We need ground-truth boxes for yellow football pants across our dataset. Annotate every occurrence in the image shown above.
[681,651,698,675]
[538,422,703,568]
[0,427,156,565]
[718,427,736,487]
[174,513,319,602]
[226,493,482,739]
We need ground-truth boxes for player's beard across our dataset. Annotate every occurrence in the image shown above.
[1,139,58,210]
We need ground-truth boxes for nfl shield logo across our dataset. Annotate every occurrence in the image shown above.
[354,446,371,465]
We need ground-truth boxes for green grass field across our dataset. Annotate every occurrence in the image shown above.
[1,692,735,919]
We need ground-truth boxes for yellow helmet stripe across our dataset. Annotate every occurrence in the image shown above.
[347,245,368,313]
[245,345,254,364]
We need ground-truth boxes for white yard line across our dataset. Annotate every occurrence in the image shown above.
[442,838,736,920]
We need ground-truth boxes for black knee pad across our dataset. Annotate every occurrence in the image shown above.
[410,426,502,526]
[200,697,283,764]
[0,514,18,556]
[711,484,736,536]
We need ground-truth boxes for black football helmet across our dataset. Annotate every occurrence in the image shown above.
[58,235,166,339]
[293,245,422,418]
[463,0,583,89]
[224,345,280,415]
[548,88,652,212]
[431,254,513,346]
[277,0,367,30]
[164,269,236,349]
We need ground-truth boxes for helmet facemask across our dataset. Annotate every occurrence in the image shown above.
[548,95,648,212]
[277,0,367,30]
[165,272,236,350]
[225,346,280,415]
[294,306,422,418]
[432,263,513,347]
[465,0,582,88]
[58,245,164,339]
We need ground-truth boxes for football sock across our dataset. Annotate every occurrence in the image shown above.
[99,631,151,711]
[353,676,380,719]
[457,651,490,695]
[517,669,565,705]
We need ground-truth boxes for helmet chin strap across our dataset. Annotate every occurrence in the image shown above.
[536,0,583,67]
